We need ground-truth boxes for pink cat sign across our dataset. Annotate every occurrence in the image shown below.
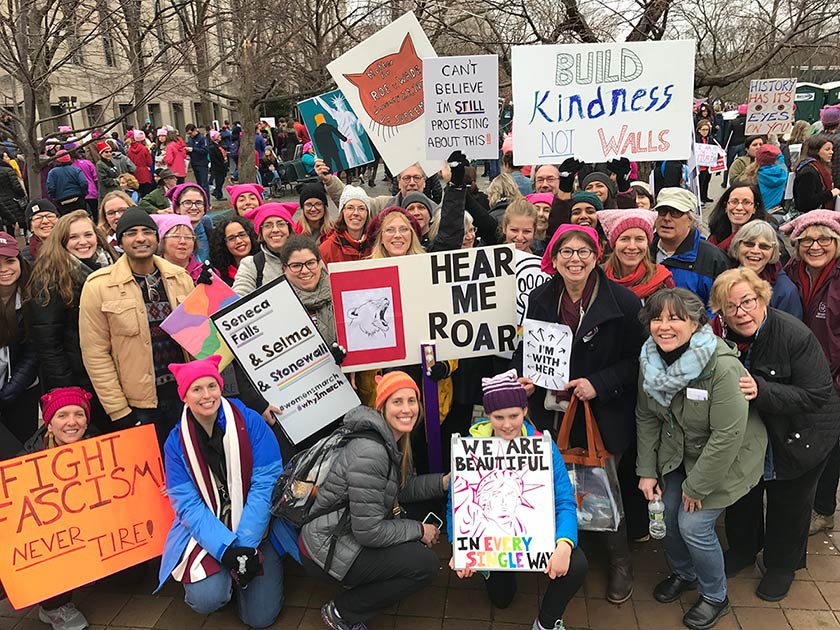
[327,11,438,175]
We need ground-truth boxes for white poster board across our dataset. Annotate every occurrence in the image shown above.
[451,435,556,571]
[522,319,572,390]
[327,12,438,175]
[211,277,360,444]
[511,40,695,164]
[746,78,796,135]
[423,55,499,160]
[329,245,517,371]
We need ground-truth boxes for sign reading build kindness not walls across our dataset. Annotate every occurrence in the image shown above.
[512,40,695,164]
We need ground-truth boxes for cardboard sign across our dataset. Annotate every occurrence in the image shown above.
[0,426,173,609]
[694,142,725,168]
[327,12,438,175]
[511,40,695,164]
[451,435,556,571]
[329,245,517,371]
[746,78,796,135]
[161,272,237,369]
[523,320,572,390]
[211,276,359,444]
[298,89,376,172]
[423,55,499,160]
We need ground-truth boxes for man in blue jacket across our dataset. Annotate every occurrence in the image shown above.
[185,124,210,201]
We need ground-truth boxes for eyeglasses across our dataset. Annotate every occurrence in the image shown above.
[105,207,129,218]
[261,220,288,232]
[656,207,687,219]
[32,213,58,223]
[383,226,411,236]
[723,296,759,316]
[224,231,249,243]
[535,176,559,185]
[399,174,424,183]
[284,259,319,273]
[179,200,205,209]
[556,247,595,260]
[163,234,196,242]
[740,240,773,252]
[799,236,835,248]
[726,199,755,209]
[303,201,324,210]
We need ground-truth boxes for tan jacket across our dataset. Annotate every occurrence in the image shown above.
[80,255,194,421]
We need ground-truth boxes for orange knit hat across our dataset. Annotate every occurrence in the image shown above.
[375,371,420,410]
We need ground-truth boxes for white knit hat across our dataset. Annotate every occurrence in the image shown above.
[339,185,370,212]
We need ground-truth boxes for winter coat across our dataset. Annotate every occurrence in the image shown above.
[636,338,767,509]
[137,186,171,213]
[651,228,731,310]
[446,418,579,547]
[232,245,284,296]
[748,308,840,479]
[128,142,153,185]
[0,162,25,226]
[300,405,446,581]
[513,266,645,455]
[0,301,38,407]
[157,397,298,590]
[164,141,187,178]
[47,164,88,202]
[793,160,834,213]
[79,255,193,421]
[786,258,840,389]
[95,158,121,200]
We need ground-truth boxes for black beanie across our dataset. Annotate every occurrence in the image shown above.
[116,207,158,243]
[299,182,328,208]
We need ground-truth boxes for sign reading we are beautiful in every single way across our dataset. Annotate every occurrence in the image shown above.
[0,425,173,609]
[423,55,499,160]
[746,77,796,135]
[329,245,517,372]
[511,40,695,164]
[212,276,359,444]
[451,435,556,571]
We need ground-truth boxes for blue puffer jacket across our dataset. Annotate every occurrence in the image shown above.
[156,397,298,590]
[446,418,579,548]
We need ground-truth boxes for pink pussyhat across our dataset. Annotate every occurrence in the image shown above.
[169,355,224,401]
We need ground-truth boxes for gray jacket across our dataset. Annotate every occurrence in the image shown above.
[300,405,445,580]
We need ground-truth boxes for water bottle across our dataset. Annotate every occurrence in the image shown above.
[648,494,666,539]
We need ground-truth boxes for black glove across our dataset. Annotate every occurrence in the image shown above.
[447,150,469,188]
[426,361,450,381]
[607,158,632,192]
[557,158,585,193]
[196,261,213,285]
[330,342,347,366]
[221,546,261,586]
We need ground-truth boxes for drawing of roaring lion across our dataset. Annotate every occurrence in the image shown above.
[347,297,391,337]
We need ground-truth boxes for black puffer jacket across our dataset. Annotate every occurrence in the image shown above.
[300,405,445,580]
[748,308,840,479]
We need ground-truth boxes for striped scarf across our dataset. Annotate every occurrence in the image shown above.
[171,398,253,583]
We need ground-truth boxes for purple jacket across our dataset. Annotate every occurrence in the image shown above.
[786,258,840,390]
[74,158,99,199]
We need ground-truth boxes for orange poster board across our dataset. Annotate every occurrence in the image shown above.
[0,425,174,609]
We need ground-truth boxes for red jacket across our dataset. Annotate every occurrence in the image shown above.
[128,142,153,184]
[319,230,370,267]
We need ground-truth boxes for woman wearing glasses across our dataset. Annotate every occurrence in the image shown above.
[707,183,777,257]
[151,214,203,283]
[514,224,645,606]
[96,191,136,252]
[780,211,840,540]
[709,268,839,602]
[793,134,840,213]
[209,217,258,286]
[166,183,212,263]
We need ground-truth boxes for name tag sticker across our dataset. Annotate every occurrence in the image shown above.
[686,388,709,401]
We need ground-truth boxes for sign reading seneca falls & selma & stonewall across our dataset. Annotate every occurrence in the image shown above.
[212,276,359,444]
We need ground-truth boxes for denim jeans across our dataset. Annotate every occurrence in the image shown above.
[184,539,284,628]
[662,467,727,603]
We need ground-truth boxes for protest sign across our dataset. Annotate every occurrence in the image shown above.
[746,78,796,135]
[162,272,237,369]
[327,11,437,175]
[0,425,173,609]
[298,89,376,172]
[423,55,499,160]
[694,142,724,168]
[212,276,359,444]
[329,245,517,371]
[450,434,555,571]
[523,319,572,390]
[511,40,695,164]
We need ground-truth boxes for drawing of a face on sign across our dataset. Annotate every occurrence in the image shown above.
[343,34,424,134]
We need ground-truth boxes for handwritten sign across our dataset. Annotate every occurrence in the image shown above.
[746,78,796,135]
[327,11,438,175]
[451,435,555,571]
[330,245,517,371]
[423,55,499,160]
[212,276,359,444]
[523,319,572,390]
[0,426,173,609]
[511,40,695,164]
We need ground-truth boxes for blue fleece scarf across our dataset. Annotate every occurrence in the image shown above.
[640,324,718,407]
[758,157,788,209]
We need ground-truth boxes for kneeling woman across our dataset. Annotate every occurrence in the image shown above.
[158,356,296,629]
[301,372,448,629]
[448,371,587,630]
